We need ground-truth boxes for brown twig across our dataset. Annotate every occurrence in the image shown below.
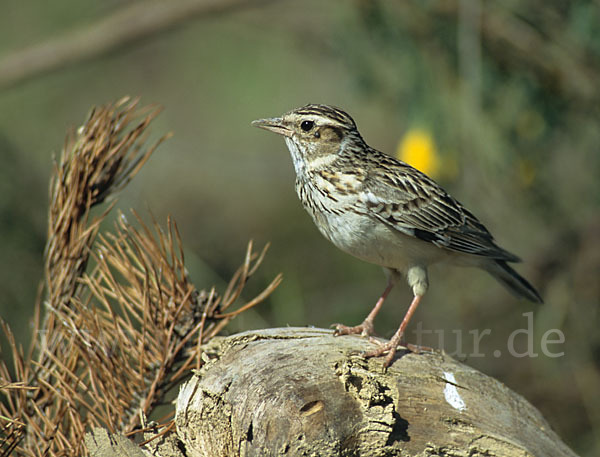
[0,0,278,90]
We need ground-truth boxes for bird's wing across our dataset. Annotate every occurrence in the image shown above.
[359,155,520,262]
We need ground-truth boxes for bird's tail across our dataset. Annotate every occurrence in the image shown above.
[485,260,543,303]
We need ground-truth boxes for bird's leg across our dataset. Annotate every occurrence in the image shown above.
[364,293,423,367]
[364,266,428,367]
[333,277,396,337]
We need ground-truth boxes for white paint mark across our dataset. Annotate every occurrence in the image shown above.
[443,372,466,411]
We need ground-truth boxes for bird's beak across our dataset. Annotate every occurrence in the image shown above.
[251,117,293,138]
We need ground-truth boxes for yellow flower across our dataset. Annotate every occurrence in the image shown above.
[396,128,441,178]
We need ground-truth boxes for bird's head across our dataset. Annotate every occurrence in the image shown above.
[252,104,364,173]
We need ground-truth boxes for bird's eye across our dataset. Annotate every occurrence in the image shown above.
[300,120,314,132]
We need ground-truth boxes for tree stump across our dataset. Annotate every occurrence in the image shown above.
[173,327,576,457]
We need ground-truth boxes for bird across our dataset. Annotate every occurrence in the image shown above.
[252,104,542,367]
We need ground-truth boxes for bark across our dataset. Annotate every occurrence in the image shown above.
[86,327,577,456]
[175,327,576,457]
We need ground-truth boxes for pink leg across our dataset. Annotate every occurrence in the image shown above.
[364,294,423,367]
[334,280,395,337]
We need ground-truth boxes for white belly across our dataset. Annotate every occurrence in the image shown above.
[308,206,448,274]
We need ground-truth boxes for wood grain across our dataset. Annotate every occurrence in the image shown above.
[175,327,576,457]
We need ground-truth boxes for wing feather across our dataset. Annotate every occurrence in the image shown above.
[359,155,520,262]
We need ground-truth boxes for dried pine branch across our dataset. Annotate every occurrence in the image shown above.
[78,212,281,434]
[43,95,164,313]
[0,322,30,456]
[0,96,168,456]
[0,97,281,457]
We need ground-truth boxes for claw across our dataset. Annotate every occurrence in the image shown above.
[365,340,401,367]
[363,330,407,368]
[361,335,433,368]
[404,342,434,354]
[363,342,400,368]
[332,320,375,337]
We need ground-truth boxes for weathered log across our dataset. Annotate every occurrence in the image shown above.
[85,327,577,456]
[174,327,577,457]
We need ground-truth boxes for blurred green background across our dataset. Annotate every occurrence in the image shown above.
[1,0,599,454]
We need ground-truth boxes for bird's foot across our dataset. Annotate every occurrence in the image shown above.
[363,336,434,367]
[332,319,375,337]
[363,332,406,368]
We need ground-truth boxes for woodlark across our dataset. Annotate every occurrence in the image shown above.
[253,104,542,367]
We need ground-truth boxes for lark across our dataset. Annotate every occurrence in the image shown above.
[253,104,542,367]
